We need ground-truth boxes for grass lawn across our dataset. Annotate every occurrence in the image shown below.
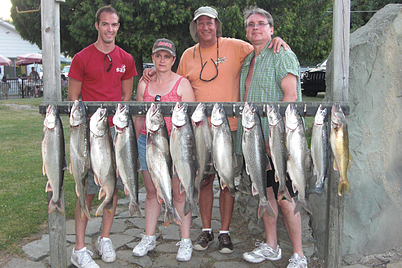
[0,93,324,256]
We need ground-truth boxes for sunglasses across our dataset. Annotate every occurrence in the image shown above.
[104,53,113,73]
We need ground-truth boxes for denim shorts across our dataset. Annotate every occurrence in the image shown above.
[137,133,148,171]
[87,126,124,195]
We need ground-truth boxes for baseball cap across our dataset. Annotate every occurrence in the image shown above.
[152,38,176,57]
[189,6,223,43]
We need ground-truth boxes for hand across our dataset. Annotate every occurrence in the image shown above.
[139,68,156,83]
[269,37,290,53]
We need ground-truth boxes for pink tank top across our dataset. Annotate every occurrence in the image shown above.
[140,76,183,136]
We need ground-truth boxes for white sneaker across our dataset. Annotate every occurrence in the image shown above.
[70,247,99,268]
[243,242,282,263]
[287,253,308,268]
[97,237,116,263]
[176,238,193,262]
[132,234,156,257]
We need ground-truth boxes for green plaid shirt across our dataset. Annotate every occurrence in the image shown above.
[236,40,302,155]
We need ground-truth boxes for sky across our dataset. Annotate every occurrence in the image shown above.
[0,0,12,21]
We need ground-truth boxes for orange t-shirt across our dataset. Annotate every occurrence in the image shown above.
[177,37,253,130]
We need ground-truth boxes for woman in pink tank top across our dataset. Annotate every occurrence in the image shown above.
[133,38,196,261]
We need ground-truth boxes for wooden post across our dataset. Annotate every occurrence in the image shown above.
[41,0,66,267]
[325,0,350,267]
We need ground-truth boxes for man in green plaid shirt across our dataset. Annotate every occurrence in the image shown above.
[238,6,308,268]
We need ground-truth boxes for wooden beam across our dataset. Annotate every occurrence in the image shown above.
[41,0,66,267]
[39,101,350,117]
[326,0,350,267]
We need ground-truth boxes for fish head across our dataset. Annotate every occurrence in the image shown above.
[90,107,108,136]
[191,102,207,125]
[242,102,259,129]
[314,104,327,125]
[70,100,86,127]
[113,104,130,131]
[211,103,226,126]
[267,104,282,127]
[331,103,346,127]
[172,102,188,127]
[44,105,58,130]
[146,103,165,132]
[285,104,301,130]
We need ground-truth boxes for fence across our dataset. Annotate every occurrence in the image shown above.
[0,77,43,99]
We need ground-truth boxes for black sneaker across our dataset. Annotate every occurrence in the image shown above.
[218,233,234,254]
[193,231,214,251]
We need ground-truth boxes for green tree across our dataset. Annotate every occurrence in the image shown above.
[11,0,42,48]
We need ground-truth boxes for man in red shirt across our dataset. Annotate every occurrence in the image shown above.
[68,5,137,268]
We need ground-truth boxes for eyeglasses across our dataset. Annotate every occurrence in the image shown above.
[104,53,113,73]
[246,22,271,28]
[199,40,219,82]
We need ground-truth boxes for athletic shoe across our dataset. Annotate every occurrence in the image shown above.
[70,247,99,268]
[218,233,234,254]
[97,237,116,263]
[193,231,214,251]
[243,243,282,263]
[176,238,193,262]
[132,234,156,257]
[287,253,308,268]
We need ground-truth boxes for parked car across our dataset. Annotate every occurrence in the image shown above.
[61,65,70,77]
[301,59,326,97]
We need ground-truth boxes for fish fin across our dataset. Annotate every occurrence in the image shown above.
[146,132,152,146]
[338,180,351,196]
[63,157,68,170]
[123,185,130,196]
[274,173,279,183]
[75,184,80,197]
[45,180,53,192]
[229,186,236,197]
[129,201,142,218]
[258,199,276,219]
[219,179,227,191]
[164,209,172,228]
[333,160,339,171]
[251,184,259,196]
[245,164,250,175]
[69,163,73,174]
[93,173,100,185]
[98,187,106,199]
[308,185,324,195]
[42,164,46,176]
[266,156,272,171]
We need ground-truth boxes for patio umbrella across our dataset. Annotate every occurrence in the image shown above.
[16,58,43,66]
[17,53,43,63]
[60,55,72,64]
[0,54,12,66]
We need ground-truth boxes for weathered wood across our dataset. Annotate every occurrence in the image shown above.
[41,0,66,267]
[325,0,350,267]
[39,101,350,117]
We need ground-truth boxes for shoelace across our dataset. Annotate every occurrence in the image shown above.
[198,232,211,241]
[176,240,193,249]
[137,235,153,249]
[102,239,115,255]
[78,249,94,265]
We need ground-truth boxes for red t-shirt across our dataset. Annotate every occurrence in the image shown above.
[69,44,137,125]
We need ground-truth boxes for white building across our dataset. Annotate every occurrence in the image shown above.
[0,18,41,78]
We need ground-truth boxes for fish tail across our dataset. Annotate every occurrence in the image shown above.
[294,199,312,215]
[228,185,236,197]
[129,202,142,218]
[278,188,293,202]
[171,206,182,226]
[258,199,276,219]
[190,200,200,217]
[48,199,65,215]
[81,204,91,221]
[164,209,172,228]
[95,198,113,217]
[338,179,351,196]
[308,186,324,195]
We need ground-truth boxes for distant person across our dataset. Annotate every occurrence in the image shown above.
[68,5,137,268]
[23,76,34,97]
[17,74,23,95]
[29,67,39,82]
[1,76,10,99]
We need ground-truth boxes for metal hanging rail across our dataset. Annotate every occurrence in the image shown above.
[39,101,349,117]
